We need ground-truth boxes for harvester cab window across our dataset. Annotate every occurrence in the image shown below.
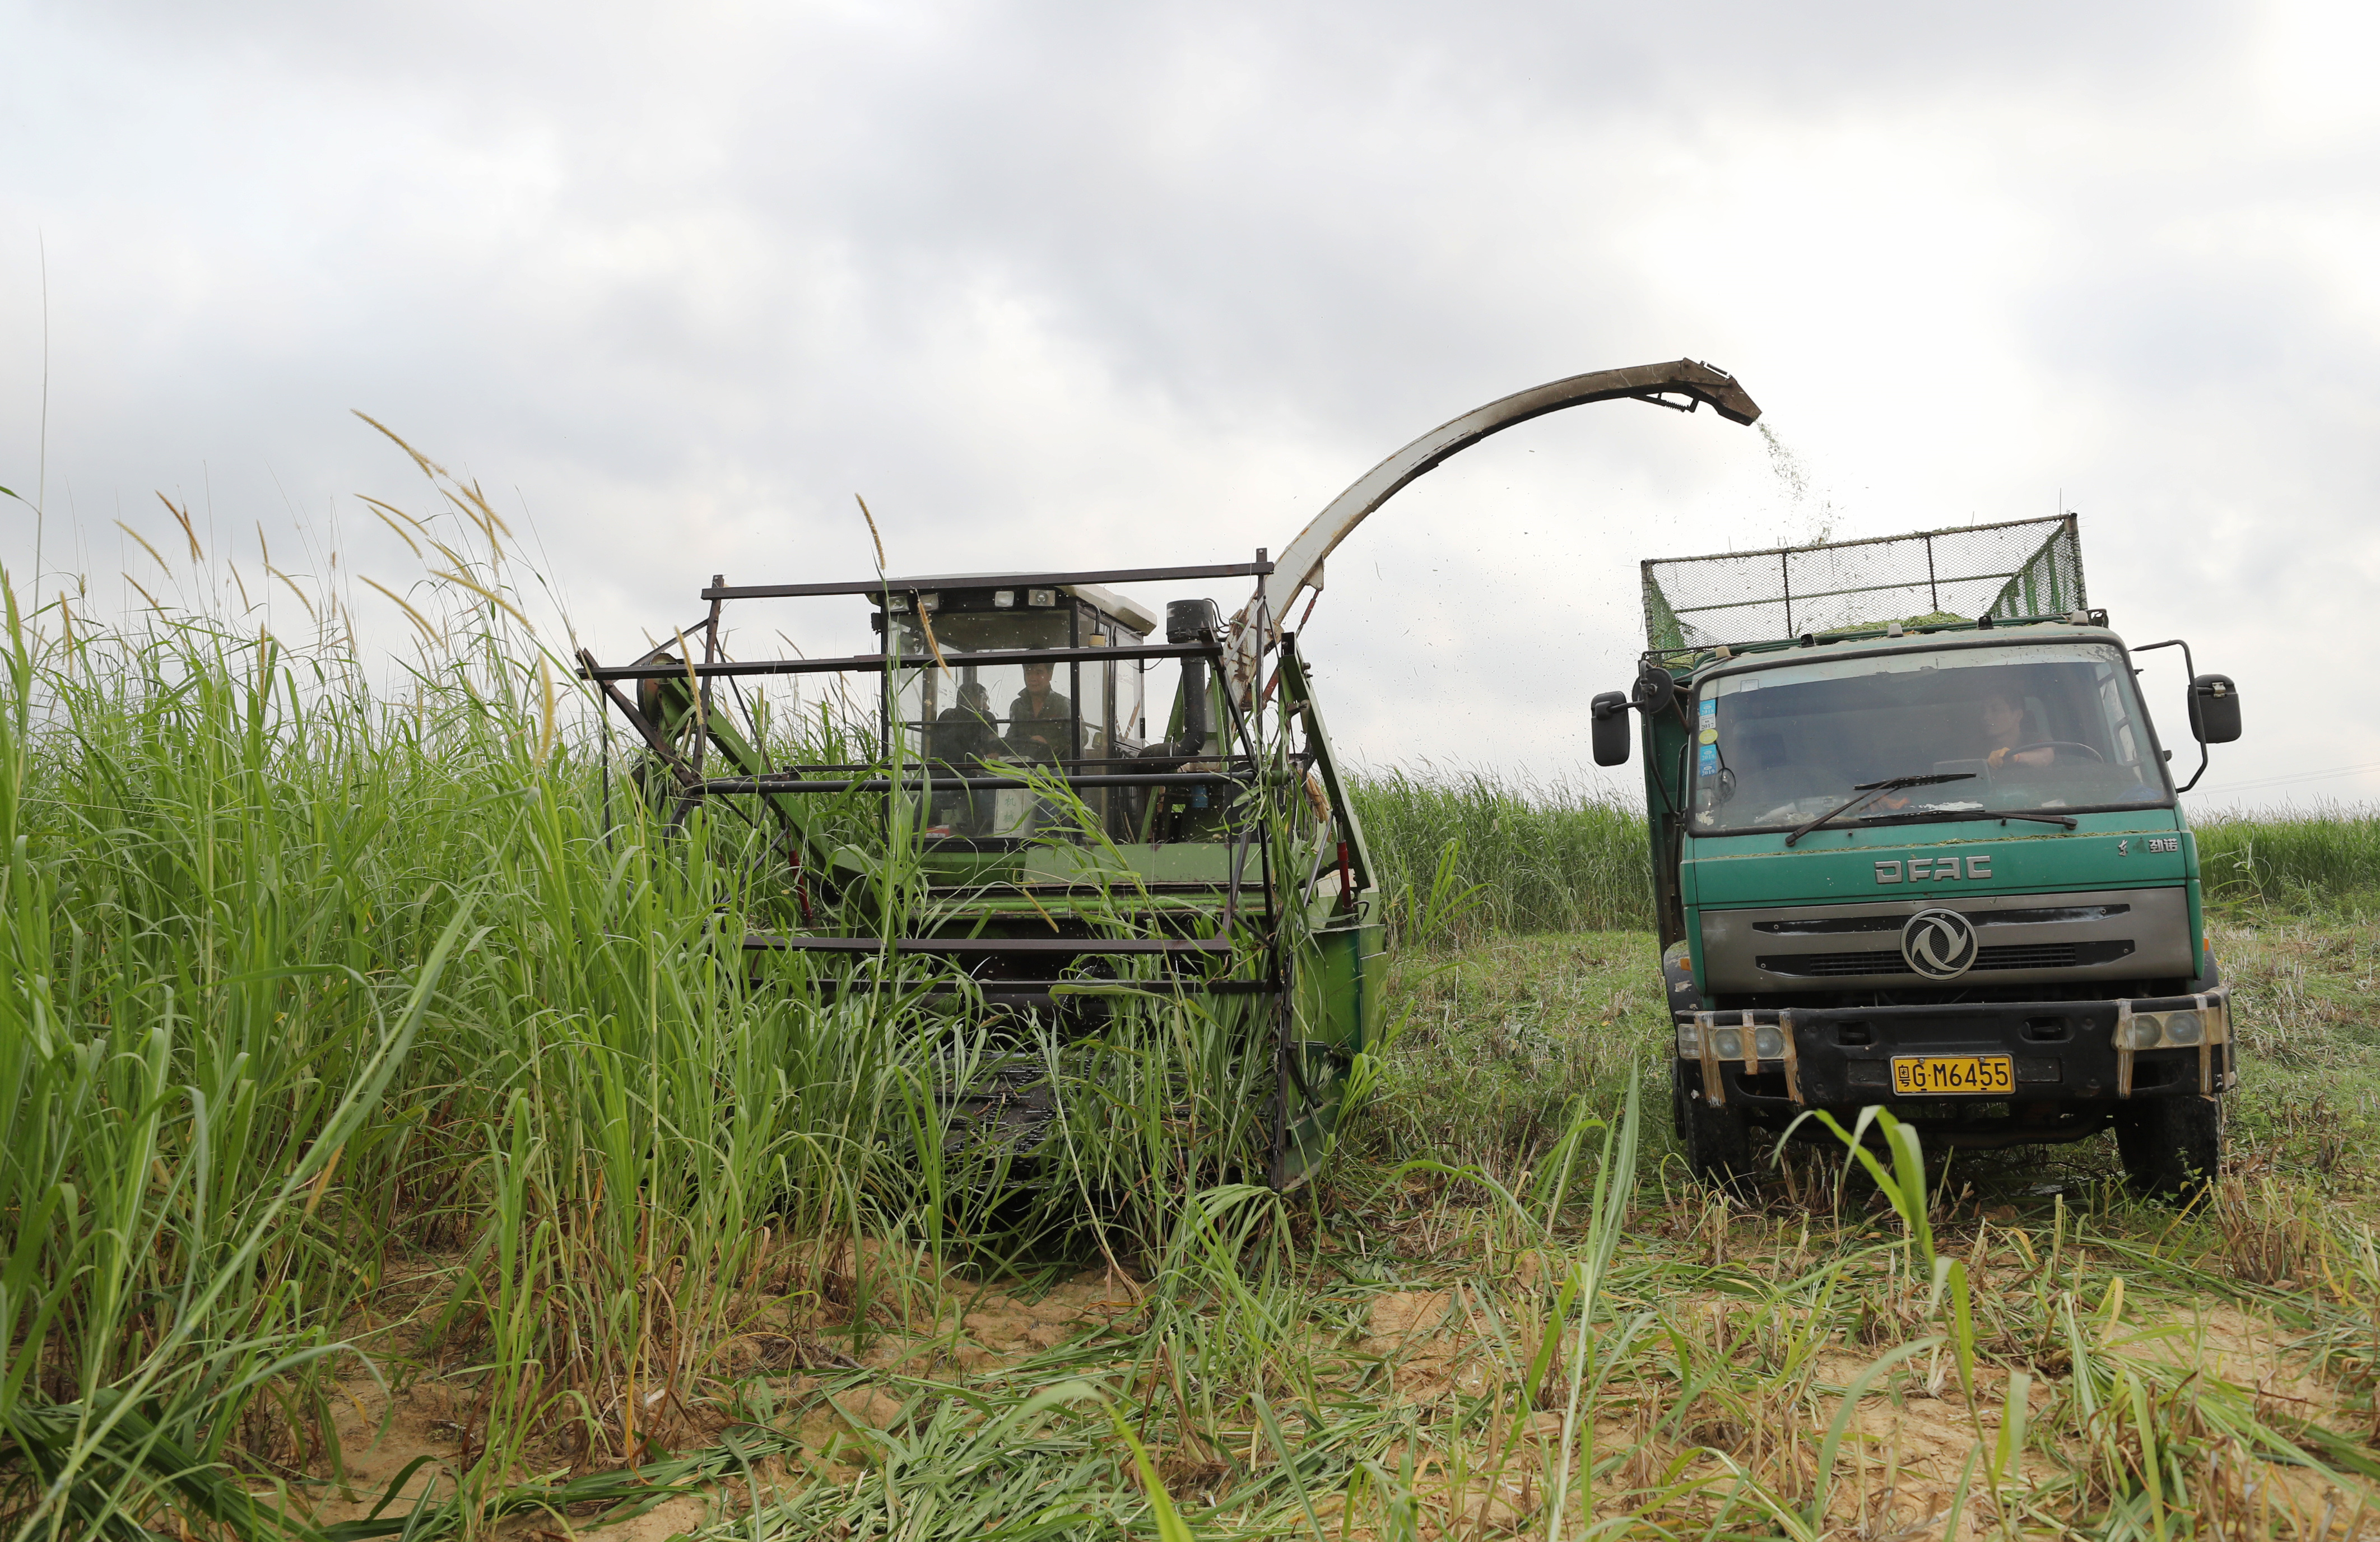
[1691,641,2170,832]
[1116,645,1147,747]
[881,587,1147,841]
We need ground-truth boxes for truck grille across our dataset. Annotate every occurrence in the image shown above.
[1758,940,2135,978]
[1701,888,2188,995]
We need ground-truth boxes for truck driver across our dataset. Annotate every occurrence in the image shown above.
[1981,685,2054,770]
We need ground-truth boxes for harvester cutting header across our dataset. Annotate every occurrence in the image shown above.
[578,360,1760,1191]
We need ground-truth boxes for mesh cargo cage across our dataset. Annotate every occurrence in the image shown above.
[1642,514,2085,652]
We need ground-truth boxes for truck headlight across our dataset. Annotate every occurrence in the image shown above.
[1754,1025,1785,1059]
[1676,1024,1701,1056]
[1713,1028,1744,1060]
[2115,1001,2224,1051]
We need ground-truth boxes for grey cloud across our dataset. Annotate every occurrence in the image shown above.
[0,0,2371,803]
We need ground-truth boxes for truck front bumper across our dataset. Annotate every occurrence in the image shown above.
[1675,988,2234,1118]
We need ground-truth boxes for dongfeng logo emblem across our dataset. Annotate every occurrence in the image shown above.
[1901,909,1979,979]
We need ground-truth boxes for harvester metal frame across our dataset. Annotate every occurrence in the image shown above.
[579,553,1379,1190]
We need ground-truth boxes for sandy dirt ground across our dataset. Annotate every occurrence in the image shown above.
[292,1242,2358,1541]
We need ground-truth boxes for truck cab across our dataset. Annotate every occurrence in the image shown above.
[1598,518,2244,1197]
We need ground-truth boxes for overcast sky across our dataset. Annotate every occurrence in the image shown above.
[3,1,2375,807]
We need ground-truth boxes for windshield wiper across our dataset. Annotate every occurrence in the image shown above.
[1783,773,1976,847]
[1916,806,2080,830]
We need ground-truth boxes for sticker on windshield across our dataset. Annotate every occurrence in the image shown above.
[1699,699,1717,725]
[1698,728,1717,745]
[1698,745,1718,775]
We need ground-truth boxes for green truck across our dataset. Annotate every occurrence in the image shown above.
[1595,515,2243,1197]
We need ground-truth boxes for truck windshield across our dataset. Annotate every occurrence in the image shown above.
[1690,640,2170,833]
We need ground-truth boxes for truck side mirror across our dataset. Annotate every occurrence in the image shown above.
[1591,691,1632,766]
[2188,674,2240,744]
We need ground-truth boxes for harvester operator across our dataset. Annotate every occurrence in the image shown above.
[928,681,1001,836]
[1006,662,1073,764]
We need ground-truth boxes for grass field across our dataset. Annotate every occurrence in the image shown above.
[6,513,2380,1541]
[1348,770,2380,947]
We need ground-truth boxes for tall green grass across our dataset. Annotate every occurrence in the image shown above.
[2194,803,2380,911]
[1348,768,1653,945]
[0,584,951,1531]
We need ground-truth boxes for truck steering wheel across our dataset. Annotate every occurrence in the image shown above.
[2010,741,2106,763]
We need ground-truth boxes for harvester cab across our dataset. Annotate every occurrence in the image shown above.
[875,578,1163,843]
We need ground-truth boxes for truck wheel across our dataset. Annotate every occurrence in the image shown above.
[1672,1058,1754,1186]
[2114,1095,2223,1202]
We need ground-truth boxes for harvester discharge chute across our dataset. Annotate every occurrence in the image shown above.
[580,358,1758,1194]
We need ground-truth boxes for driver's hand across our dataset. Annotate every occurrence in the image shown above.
[1986,747,2007,769]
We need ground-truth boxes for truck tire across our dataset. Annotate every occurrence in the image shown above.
[1672,1058,1754,1187]
[2114,1095,2223,1202]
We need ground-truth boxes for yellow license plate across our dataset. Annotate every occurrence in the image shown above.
[1891,1055,2014,1096]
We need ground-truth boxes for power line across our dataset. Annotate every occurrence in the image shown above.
[2186,758,2380,798]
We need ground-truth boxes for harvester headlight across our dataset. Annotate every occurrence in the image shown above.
[993,589,1016,608]
[1754,1025,1786,1060]
[1677,1024,1702,1056]
[1028,588,1057,607]
[2118,1015,2163,1051]
[1713,1028,1744,1060]
[2164,1010,2204,1046]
